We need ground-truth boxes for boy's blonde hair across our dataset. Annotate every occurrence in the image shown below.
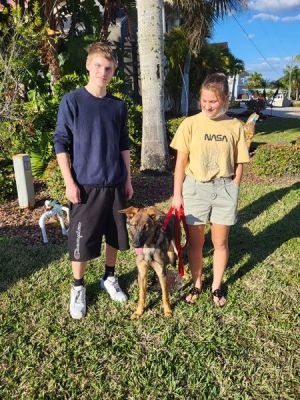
[201,73,229,106]
[87,42,118,68]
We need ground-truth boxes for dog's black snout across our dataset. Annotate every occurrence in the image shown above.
[132,230,147,248]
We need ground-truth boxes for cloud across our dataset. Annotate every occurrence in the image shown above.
[249,0,300,12]
[264,57,281,62]
[248,33,255,39]
[250,13,300,22]
[246,56,300,76]
[282,14,300,20]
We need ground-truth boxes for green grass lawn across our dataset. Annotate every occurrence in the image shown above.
[254,117,300,146]
[0,120,300,399]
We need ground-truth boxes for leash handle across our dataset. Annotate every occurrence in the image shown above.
[161,206,175,231]
[162,206,188,277]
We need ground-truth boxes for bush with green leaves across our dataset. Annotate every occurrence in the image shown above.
[246,98,266,115]
[110,87,142,166]
[229,100,240,109]
[0,160,16,204]
[252,144,300,176]
[0,4,142,204]
[43,159,67,205]
[166,117,186,141]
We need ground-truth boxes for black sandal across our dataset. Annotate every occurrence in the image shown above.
[212,288,226,307]
[184,287,201,305]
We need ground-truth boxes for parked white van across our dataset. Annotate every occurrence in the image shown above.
[271,93,292,107]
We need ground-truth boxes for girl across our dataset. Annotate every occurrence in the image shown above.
[171,73,250,306]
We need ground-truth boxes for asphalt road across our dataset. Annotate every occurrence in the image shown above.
[263,106,300,119]
[229,104,300,119]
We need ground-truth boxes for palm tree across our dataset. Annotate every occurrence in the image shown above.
[172,1,246,114]
[136,0,169,172]
[246,72,266,90]
[137,0,247,171]
[287,55,300,99]
[227,56,245,102]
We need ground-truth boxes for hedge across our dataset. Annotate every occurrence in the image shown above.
[252,144,300,176]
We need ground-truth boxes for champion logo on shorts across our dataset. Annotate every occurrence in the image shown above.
[74,222,83,260]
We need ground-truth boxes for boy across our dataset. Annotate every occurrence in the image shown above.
[54,42,133,319]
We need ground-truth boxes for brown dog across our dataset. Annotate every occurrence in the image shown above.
[119,206,177,319]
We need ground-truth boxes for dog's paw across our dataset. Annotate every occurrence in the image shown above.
[131,310,143,320]
[164,309,173,318]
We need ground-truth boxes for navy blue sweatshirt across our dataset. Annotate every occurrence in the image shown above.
[54,87,130,186]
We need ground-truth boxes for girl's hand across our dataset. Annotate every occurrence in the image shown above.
[172,195,184,211]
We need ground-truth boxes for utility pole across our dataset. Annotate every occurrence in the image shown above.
[288,56,294,100]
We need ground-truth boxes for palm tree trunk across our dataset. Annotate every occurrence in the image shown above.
[136,0,169,172]
[180,48,191,116]
[230,73,237,102]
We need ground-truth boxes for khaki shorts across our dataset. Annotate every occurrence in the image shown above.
[183,175,240,226]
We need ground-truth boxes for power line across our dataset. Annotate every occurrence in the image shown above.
[232,14,282,75]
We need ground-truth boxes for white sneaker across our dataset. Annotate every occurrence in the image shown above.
[69,285,86,319]
[100,276,128,303]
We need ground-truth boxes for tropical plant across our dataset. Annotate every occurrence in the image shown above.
[246,72,266,90]
[0,3,49,157]
[164,27,190,114]
[137,0,247,171]
[166,0,246,114]
[227,55,245,101]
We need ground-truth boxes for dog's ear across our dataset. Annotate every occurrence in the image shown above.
[119,206,139,219]
[146,206,164,221]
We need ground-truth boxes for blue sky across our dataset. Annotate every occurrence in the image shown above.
[210,0,300,81]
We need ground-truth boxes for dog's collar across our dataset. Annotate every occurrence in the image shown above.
[135,248,143,255]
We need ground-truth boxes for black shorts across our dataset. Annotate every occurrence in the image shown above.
[68,185,129,262]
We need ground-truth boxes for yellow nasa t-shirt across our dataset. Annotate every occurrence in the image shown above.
[170,112,250,182]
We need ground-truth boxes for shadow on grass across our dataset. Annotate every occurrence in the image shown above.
[187,182,300,292]
[228,210,300,286]
[255,117,300,135]
[0,235,67,293]
[131,172,174,207]
[227,181,300,284]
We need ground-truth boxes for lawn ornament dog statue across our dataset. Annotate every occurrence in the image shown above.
[39,200,69,244]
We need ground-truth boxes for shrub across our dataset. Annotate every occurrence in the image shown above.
[43,159,67,205]
[166,117,186,141]
[246,98,266,115]
[229,100,240,109]
[252,144,300,176]
[0,160,16,204]
[110,83,142,168]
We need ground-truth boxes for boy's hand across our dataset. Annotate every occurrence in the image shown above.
[125,180,134,200]
[66,181,81,204]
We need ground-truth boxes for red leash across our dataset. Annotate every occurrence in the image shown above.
[161,206,189,277]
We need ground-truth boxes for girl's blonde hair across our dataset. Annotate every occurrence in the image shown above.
[201,73,229,109]
[87,42,118,68]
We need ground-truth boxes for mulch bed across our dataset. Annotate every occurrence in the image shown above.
[0,182,68,246]
[0,165,298,247]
